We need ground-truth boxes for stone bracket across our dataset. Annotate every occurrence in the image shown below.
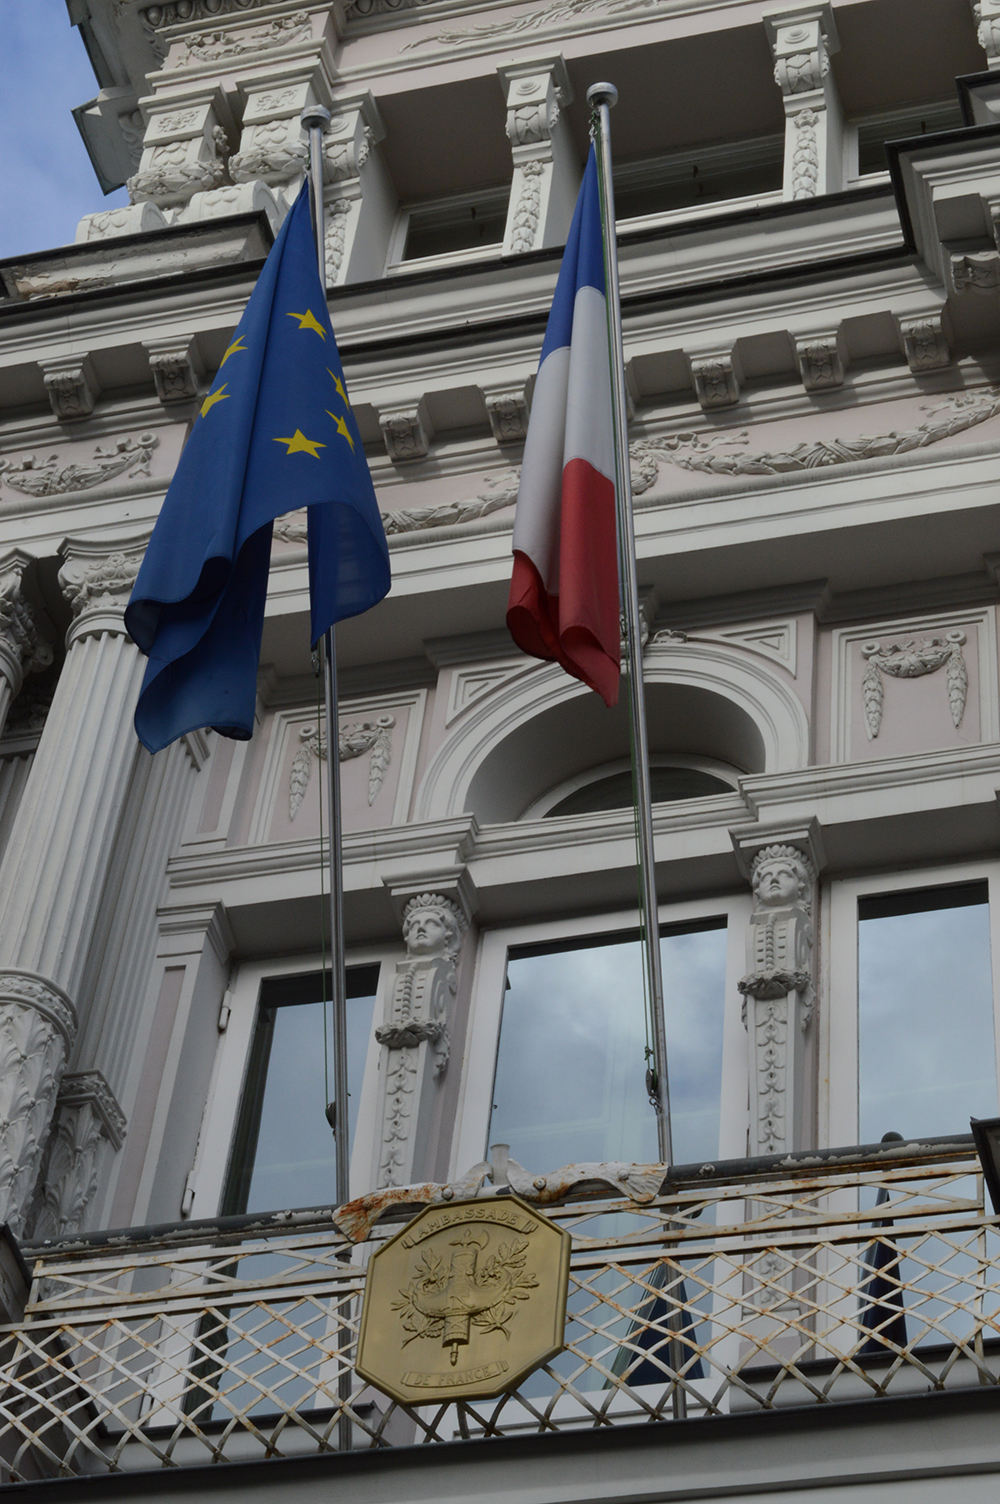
[143,336,205,404]
[39,357,99,423]
[793,328,848,390]
[896,310,953,372]
[690,348,743,410]
[730,816,827,881]
[379,400,433,463]
[482,383,530,446]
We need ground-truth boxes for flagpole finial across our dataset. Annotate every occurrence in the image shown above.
[586,81,618,108]
[300,103,332,131]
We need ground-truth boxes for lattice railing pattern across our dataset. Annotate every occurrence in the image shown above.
[2,1148,999,1480]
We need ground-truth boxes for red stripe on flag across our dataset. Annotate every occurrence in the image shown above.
[506,458,619,707]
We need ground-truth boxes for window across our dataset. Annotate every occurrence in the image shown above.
[827,866,1000,1147]
[524,755,739,820]
[613,135,784,225]
[222,967,379,1215]
[848,98,963,181]
[189,954,387,1219]
[388,186,510,269]
[454,897,751,1179]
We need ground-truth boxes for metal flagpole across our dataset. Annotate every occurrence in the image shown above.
[301,102,355,1453]
[301,103,351,1210]
[587,82,673,1168]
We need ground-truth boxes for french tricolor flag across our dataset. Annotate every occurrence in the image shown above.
[506,146,620,708]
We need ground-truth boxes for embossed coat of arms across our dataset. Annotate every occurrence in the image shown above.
[355,1195,571,1404]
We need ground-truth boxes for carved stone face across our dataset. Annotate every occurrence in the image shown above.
[754,859,804,907]
[404,908,452,957]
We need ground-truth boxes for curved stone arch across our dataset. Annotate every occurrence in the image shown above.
[414,643,809,823]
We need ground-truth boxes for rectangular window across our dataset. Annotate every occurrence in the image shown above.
[222,965,379,1216]
[488,919,729,1170]
[857,882,996,1143]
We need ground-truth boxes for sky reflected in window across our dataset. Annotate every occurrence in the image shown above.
[489,923,728,1171]
[858,885,996,1143]
[226,968,378,1215]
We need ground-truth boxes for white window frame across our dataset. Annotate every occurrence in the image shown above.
[822,861,1000,1148]
[450,894,752,1181]
[186,945,393,1220]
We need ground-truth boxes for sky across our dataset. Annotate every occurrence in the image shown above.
[0,0,129,261]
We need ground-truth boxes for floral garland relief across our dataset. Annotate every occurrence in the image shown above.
[289,716,395,819]
[860,632,968,740]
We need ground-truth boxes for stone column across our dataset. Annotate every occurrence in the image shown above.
[498,56,580,255]
[0,550,53,740]
[0,532,146,1230]
[764,4,844,201]
[737,844,817,1158]
[374,891,470,1189]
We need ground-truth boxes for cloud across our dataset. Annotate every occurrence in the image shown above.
[0,0,128,260]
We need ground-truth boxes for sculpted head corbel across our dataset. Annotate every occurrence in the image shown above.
[401,893,467,962]
[750,843,816,913]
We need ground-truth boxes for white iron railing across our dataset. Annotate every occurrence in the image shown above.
[0,1136,997,1481]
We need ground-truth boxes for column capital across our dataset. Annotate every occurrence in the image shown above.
[0,550,53,697]
[0,970,77,1049]
[58,532,148,646]
[730,817,827,883]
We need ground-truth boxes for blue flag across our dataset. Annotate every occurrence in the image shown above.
[125,187,390,754]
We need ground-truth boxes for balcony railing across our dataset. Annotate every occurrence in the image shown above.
[0,1135,997,1481]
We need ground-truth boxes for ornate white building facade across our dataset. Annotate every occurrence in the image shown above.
[1,0,1000,1496]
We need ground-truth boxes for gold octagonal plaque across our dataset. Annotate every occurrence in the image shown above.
[355,1195,571,1404]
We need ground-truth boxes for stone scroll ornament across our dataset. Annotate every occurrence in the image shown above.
[288,715,395,819]
[0,434,158,498]
[860,632,968,740]
[738,846,815,1158]
[376,895,468,1189]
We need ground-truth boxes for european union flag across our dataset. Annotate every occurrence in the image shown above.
[125,187,390,754]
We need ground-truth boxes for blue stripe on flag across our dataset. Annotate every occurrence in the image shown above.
[538,146,606,364]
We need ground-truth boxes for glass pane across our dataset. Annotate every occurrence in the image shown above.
[546,767,731,818]
[488,922,727,1171]
[225,966,378,1215]
[858,884,996,1142]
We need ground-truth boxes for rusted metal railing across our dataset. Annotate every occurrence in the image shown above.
[1,1136,997,1481]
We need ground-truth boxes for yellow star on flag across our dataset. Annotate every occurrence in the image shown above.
[327,410,355,451]
[286,309,327,340]
[219,336,246,368]
[328,368,350,407]
[200,384,229,419]
[274,430,326,458]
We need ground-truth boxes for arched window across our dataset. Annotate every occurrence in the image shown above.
[523,755,740,820]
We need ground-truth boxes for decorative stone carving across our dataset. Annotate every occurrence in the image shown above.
[738,845,816,1158]
[499,59,576,256]
[288,714,396,819]
[231,116,307,187]
[948,247,1000,294]
[0,433,158,497]
[379,402,432,462]
[898,313,952,372]
[75,203,169,242]
[58,537,146,646]
[973,1,1000,64]
[484,387,530,445]
[143,338,203,404]
[324,198,351,282]
[38,357,99,422]
[141,0,277,25]
[789,108,820,198]
[376,894,468,1187]
[508,160,545,254]
[25,1071,126,1242]
[691,351,742,410]
[0,972,77,1232]
[860,631,968,740]
[794,331,845,390]
[174,15,311,65]
[275,472,522,543]
[627,389,1000,492]
[0,553,52,711]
